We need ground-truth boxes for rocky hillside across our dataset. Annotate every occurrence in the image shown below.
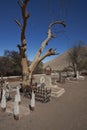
[43,45,87,71]
[44,50,69,71]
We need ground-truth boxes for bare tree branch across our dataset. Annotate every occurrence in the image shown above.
[29,20,66,74]
[15,0,30,43]
[18,0,23,8]
[34,20,66,59]
[48,20,66,29]
[39,48,58,62]
[14,19,22,30]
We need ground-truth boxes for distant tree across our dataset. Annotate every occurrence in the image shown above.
[0,56,11,76]
[5,50,22,75]
[0,50,21,76]
[68,44,87,77]
[15,0,66,87]
[33,62,43,74]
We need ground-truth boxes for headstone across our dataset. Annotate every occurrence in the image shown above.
[13,94,20,120]
[40,76,45,84]
[29,90,35,111]
[76,70,85,80]
[16,86,21,104]
[76,70,79,79]
[1,89,6,112]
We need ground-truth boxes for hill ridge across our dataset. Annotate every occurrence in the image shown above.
[43,45,87,71]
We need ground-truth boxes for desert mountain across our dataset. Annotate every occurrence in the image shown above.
[43,45,87,71]
[44,50,69,71]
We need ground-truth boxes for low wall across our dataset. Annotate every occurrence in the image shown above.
[0,76,22,82]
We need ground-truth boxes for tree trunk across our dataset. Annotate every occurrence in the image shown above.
[73,63,77,77]
[21,58,29,86]
[15,0,30,87]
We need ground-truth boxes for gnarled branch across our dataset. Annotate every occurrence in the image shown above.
[34,20,66,59]
[48,20,66,29]
[29,20,66,73]
[39,48,58,62]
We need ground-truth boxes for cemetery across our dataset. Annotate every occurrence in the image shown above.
[0,71,66,120]
[0,67,85,121]
[0,0,87,130]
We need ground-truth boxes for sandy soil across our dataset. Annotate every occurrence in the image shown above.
[0,77,87,130]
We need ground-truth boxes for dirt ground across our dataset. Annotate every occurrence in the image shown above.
[0,77,87,130]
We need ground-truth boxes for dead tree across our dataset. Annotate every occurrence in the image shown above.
[15,0,66,88]
[15,0,30,87]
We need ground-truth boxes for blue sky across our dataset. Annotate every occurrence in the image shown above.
[0,0,87,62]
